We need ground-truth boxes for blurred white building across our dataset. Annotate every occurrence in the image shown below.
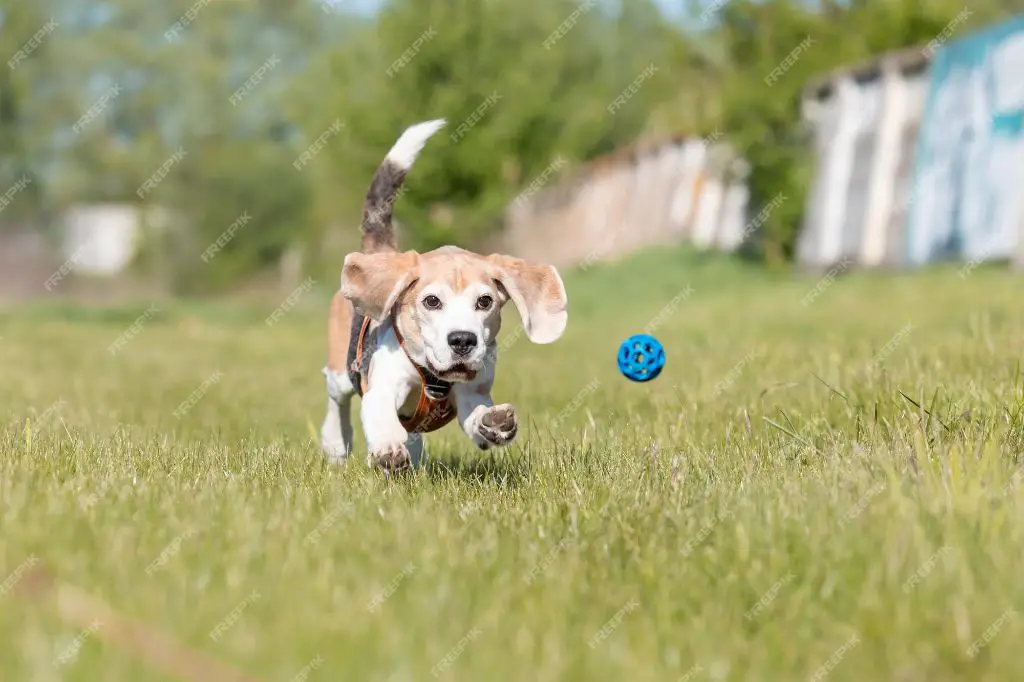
[798,17,1024,269]
[62,203,141,275]
[501,133,751,269]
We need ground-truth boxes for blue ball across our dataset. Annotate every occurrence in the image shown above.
[617,334,665,382]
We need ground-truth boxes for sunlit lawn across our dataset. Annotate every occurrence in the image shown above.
[1,248,1022,681]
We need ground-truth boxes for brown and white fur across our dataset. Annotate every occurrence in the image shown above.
[321,119,568,472]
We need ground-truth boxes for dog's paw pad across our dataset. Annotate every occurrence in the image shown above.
[370,443,412,473]
[477,404,518,447]
[481,404,516,430]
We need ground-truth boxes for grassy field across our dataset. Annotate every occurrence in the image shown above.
[2,248,1023,682]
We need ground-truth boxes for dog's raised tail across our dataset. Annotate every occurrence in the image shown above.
[361,118,446,253]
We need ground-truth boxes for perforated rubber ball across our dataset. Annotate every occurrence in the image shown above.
[617,334,665,382]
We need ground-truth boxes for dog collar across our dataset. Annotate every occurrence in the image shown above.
[348,313,456,430]
[348,315,459,433]
[391,322,454,399]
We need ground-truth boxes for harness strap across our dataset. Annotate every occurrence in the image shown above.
[354,317,372,395]
[391,323,455,432]
[391,324,455,396]
[352,317,456,433]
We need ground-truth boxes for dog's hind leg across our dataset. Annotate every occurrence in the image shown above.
[322,291,356,464]
[321,370,354,464]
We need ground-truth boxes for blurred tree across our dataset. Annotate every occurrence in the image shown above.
[142,0,332,293]
[5,0,1017,287]
[303,0,679,253]
[17,0,339,292]
[0,1,57,221]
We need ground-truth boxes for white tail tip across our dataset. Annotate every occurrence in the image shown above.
[386,119,446,170]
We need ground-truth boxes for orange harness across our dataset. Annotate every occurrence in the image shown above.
[352,318,458,433]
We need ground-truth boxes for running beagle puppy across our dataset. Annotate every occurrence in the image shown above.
[321,119,569,472]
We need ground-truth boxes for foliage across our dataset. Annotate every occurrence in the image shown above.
[0,0,1019,287]
[304,0,676,251]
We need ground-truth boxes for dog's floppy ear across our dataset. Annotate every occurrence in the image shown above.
[341,251,419,321]
[487,254,568,344]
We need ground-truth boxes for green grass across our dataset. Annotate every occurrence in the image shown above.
[2,248,1023,681]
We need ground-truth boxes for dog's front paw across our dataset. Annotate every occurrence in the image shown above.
[475,404,518,450]
[368,442,412,473]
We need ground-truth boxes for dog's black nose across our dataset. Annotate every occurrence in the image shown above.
[447,331,478,357]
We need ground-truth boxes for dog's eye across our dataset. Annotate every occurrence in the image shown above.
[423,295,442,310]
[475,295,494,311]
